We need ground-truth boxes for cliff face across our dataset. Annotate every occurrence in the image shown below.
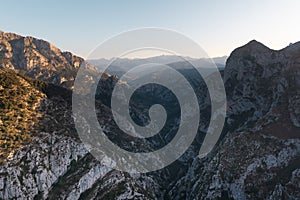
[225,40,300,133]
[169,41,300,199]
[0,30,299,199]
[0,31,86,89]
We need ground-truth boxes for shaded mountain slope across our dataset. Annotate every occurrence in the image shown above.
[169,40,300,199]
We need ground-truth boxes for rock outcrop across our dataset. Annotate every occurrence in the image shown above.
[0,31,88,89]
[169,40,300,199]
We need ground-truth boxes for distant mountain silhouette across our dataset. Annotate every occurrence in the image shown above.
[89,55,227,77]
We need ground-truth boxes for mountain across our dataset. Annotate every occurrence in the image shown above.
[0,30,94,89]
[0,31,299,200]
[169,40,300,199]
[0,70,156,200]
[88,55,227,77]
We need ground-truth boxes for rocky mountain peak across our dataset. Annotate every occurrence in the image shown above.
[224,40,287,83]
[170,40,300,200]
[281,41,300,58]
[229,40,271,58]
[246,39,268,47]
[0,31,24,41]
[224,39,300,131]
[0,30,88,89]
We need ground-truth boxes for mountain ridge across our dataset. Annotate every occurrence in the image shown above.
[0,30,92,89]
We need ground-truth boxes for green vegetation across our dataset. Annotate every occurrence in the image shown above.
[0,70,45,164]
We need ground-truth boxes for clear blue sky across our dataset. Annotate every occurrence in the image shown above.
[1,0,299,59]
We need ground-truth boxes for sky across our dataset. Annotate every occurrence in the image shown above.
[1,0,300,59]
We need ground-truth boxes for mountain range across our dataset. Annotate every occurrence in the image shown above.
[0,30,299,199]
[89,55,227,77]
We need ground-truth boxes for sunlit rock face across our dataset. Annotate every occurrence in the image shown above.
[0,30,90,89]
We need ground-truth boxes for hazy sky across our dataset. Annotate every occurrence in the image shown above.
[1,0,299,59]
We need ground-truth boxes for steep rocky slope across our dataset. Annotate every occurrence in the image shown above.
[0,30,87,89]
[0,70,158,199]
[169,40,300,199]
